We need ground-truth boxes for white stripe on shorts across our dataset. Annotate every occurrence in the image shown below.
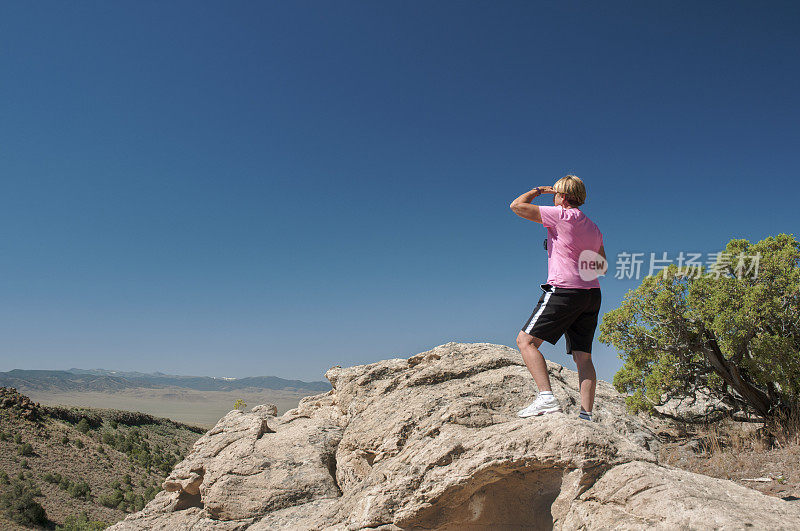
[524,290,553,334]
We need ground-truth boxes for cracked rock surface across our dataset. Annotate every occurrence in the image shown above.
[108,342,800,530]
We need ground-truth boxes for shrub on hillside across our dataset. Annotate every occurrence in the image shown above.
[76,418,91,434]
[46,472,63,484]
[18,443,34,456]
[143,484,159,503]
[68,480,91,501]
[128,492,146,512]
[98,427,179,474]
[43,407,103,427]
[98,488,124,509]
[55,476,91,500]
[0,477,48,527]
[56,511,109,530]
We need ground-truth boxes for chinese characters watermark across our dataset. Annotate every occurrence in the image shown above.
[612,251,761,280]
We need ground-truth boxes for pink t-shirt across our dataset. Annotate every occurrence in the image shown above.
[539,205,604,289]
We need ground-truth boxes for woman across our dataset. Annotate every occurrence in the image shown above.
[509,175,607,421]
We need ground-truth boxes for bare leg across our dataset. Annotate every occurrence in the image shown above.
[516,331,552,392]
[572,350,596,412]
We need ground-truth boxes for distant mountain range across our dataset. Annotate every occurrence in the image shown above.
[0,368,332,393]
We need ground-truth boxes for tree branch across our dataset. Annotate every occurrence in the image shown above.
[700,328,774,418]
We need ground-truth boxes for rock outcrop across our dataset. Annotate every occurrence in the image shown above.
[0,386,40,421]
[109,343,800,530]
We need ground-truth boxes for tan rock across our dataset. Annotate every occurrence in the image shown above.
[109,342,800,530]
[561,460,800,530]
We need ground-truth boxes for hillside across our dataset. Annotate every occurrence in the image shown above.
[0,368,333,428]
[0,387,204,529]
[0,369,331,393]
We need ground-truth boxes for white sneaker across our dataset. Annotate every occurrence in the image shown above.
[517,394,562,418]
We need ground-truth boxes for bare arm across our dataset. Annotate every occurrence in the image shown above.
[509,186,555,223]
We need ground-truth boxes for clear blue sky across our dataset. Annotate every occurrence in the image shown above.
[1,1,798,383]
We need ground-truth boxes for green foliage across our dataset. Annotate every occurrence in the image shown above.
[55,475,92,500]
[56,511,109,530]
[13,433,22,444]
[68,480,92,500]
[100,427,180,474]
[600,234,800,420]
[99,475,160,511]
[76,418,91,434]
[18,442,34,456]
[62,434,70,445]
[124,490,146,512]
[144,484,159,502]
[233,399,247,410]
[101,431,115,445]
[0,431,8,441]
[44,472,62,484]
[0,476,48,527]
[98,488,124,509]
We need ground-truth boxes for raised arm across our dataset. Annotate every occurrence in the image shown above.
[509,186,555,223]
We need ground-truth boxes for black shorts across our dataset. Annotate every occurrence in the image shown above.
[521,283,602,354]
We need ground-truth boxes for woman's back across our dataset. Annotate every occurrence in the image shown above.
[538,205,603,289]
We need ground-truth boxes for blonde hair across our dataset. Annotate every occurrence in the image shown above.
[553,174,586,207]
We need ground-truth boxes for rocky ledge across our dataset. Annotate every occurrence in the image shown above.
[0,386,40,421]
[109,342,800,530]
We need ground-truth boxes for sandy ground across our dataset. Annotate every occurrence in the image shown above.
[23,387,320,428]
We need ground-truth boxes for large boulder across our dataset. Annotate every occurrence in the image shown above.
[109,342,800,530]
